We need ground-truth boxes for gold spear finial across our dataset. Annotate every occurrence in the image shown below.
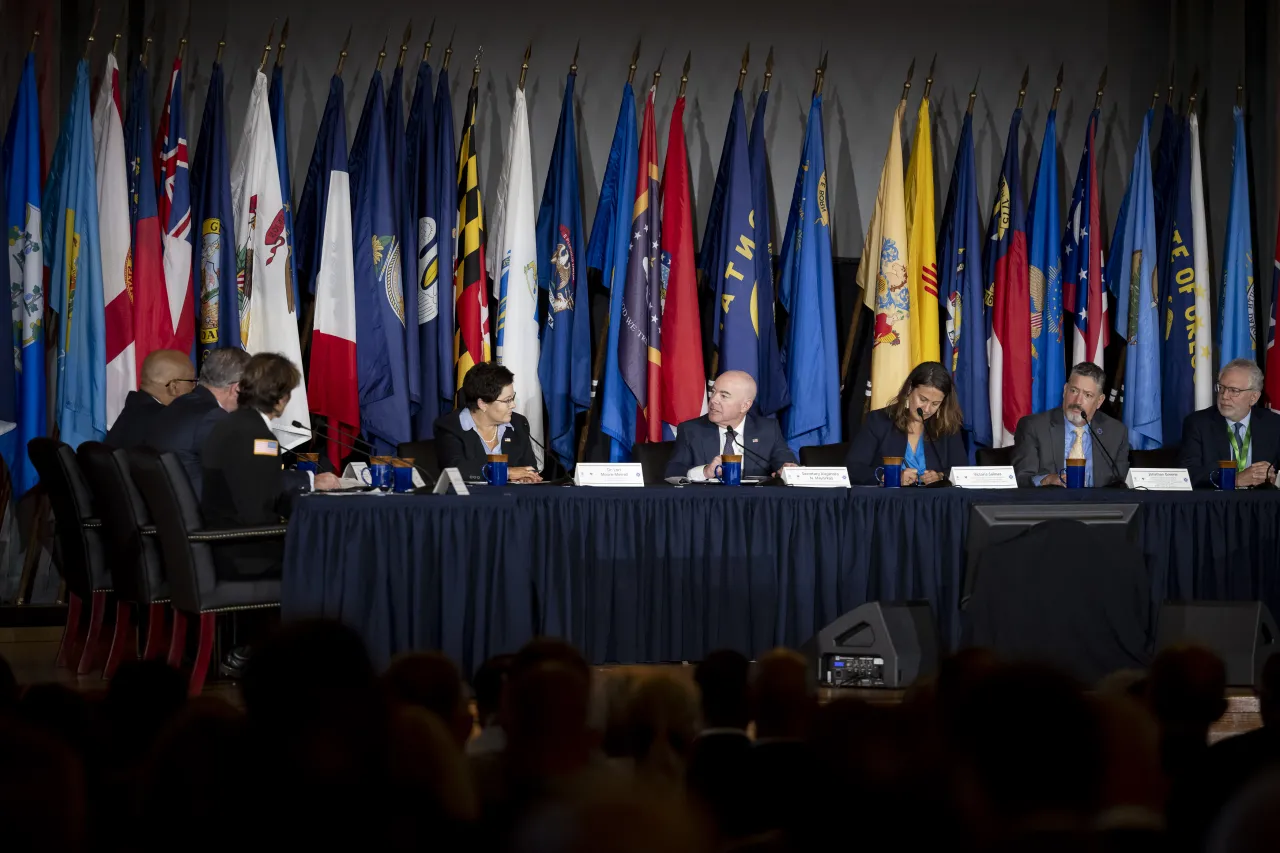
[678,51,691,98]
[178,2,192,62]
[1016,66,1029,109]
[375,31,388,72]
[111,2,126,55]
[1093,65,1108,109]
[258,19,276,72]
[1188,67,1200,115]
[397,20,412,69]
[1167,62,1175,105]
[1050,63,1063,110]
[29,30,39,54]
[966,69,980,115]
[922,52,937,99]
[814,51,828,95]
[275,18,289,68]
[628,40,641,85]
[82,3,101,61]
[141,14,159,66]
[422,18,435,62]
[518,42,531,90]
[1236,72,1244,109]
[442,32,454,71]
[471,45,483,88]
[651,54,662,90]
[763,46,774,92]
[335,27,352,76]
[570,40,579,75]
[900,57,915,101]
[736,44,749,91]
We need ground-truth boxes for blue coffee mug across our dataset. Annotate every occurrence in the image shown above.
[362,460,392,490]
[1065,459,1086,489]
[392,464,415,493]
[483,455,509,486]
[1210,462,1237,491]
[875,457,904,488]
[296,453,319,475]
[714,455,743,486]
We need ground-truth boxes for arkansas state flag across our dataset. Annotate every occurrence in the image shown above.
[298,75,358,469]
[156,56,195,356]
[92,51,135,427]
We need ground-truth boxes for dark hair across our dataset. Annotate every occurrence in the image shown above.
[236,353,301,415]
[199,348,252,388]
[460,362,515,411]
[1069,361,1106,389]
[472,654,515,723]
[695,649,751,730]
[887,361,963,438]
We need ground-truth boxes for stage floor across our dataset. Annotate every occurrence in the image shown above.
[1,628,1262,743]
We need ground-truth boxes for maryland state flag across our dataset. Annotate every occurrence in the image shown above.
[453,78,489,390]
[905,94,938,365]
[858,101,911,410]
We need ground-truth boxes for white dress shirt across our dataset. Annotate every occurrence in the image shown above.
[687,417,748,481]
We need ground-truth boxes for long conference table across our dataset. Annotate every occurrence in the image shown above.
[280,485,1280,673]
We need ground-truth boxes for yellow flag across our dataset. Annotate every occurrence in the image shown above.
[905,96,939,365]
[858,101,911,410]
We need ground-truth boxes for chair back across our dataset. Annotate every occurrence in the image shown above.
[127,448,214,614]
[396,440,440,483]
[633,441,676,485]
[799,442,851,468]
[77,442,169,604]
[27,438,108,599]
[1131,447,1180,469]
[976,446,1015,467]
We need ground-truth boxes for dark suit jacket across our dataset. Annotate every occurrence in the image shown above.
[433,409,538,480]
[845,408,968,485]
[145,385,227,494]
[1011,407,1130,487]
[664,412,797,479]
[1178,405,1280,487]
[105,391,164,449]
[200,407,309,579]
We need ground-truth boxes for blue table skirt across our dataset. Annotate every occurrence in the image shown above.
[282,486,1280,672]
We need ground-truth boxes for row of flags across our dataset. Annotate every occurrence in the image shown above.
[3,39,1277,494]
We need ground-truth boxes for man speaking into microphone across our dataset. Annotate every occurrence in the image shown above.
[1012,362,1130,487]
[665,371,798,481]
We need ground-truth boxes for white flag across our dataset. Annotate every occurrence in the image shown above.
[230,72,309,448]
[1187,113,1214,410]
[490,89,544,468]
[92,52,135,427]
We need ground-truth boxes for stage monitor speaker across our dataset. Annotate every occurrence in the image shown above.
[800,601,938,689]
[1155,601,1278,687]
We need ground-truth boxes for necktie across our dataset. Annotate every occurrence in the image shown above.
[723,427,737,457]
[1234,422,1246,470]
[1069,426,1085,460]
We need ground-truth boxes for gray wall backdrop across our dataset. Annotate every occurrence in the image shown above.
[3,0,1278,340]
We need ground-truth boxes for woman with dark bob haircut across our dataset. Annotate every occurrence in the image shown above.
[845,361,968,485]
[433,362,542,483]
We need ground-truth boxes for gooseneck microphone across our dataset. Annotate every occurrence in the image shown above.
[290,420,373,462]
[732,434,780,478]
[1078,410,1124,487]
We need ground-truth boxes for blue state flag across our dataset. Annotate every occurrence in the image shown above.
[349,74,411,453]
[43,60,107,450]
[1,52,45,495]
[705,95,754,379]
[0,118,12,473]
[407,57,445,435]
[1161,115,1196,443]
[590,83,639,462]
[387,65,421,419]
[778,94,839,451]
[1027,109,1063,413]
[1153,102,1180,302]
[431,65,456,411]
[268,65,300,326]
[1107,110,1162,449]
[1219,106,1255,369]
[939,112,991,457]
[748,89,789,416]
[191,62,240,359]
[537,72,591,471]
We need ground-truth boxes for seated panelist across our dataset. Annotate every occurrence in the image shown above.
[1011,362,1130,488]
[845,362,967,486]
[664,370,798,481]
[1178,359,1280,488]
[106,349,195,449]
[434,362,542,483]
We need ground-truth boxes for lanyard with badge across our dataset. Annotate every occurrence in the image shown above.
[1227,421,1252,472]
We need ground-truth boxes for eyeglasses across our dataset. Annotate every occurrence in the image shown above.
[166,378,198,389]
[1215,384,1255,398]
[495,394,517,405]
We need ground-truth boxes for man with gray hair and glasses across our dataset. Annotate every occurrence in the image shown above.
[1178,358,1280,488]
[146,348,254,492]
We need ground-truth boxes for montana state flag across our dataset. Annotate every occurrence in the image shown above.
[454,81,490,390]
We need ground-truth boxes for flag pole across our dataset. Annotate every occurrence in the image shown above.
[111,2,126,56]
[967,70,980,115]
[334,27,352,76]
[651,55,662,90]
[1094,66,1108,110]
[579,41,642,464]
[763,47,774,93]
[1236,74,1244,109]
[82,3,101,60]
[275,18,290,68]
[736,44,749,92]
[1016,66,1029,110]
[678,52,690,98]
[442,32,454,71]
[422,18,435,63]
[215,24,227,65]
[258,20,276,73]
[518,42,531,90]
[1188,68,1200,115]
[471,46,483,89]
[375,32,388,72]
[1051,65,1063,111]
[922,53,936,99]
[177,4,192,62]
[570,40,579,76]
[898,57,914,102]
[396,20,412,69]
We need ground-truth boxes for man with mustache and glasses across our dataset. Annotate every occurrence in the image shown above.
[1012,362,1131,487]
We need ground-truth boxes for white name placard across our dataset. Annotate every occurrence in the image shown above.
[949,466,1018,489]
[574,462,645,487]
[433,468,471,495]
[781,466,851,488]
[1126,467,1193,491]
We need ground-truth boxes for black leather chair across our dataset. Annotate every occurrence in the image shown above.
[799,442,851,467]
[27,438,113,674]
[127,448,286,696]
[77,442,171,678]
[634,441,676,485]
[1132,446,1180,469]
[976,446,1015,467]
[396,440,441,483]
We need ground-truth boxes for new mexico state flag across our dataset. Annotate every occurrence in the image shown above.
[906,96,938,366]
